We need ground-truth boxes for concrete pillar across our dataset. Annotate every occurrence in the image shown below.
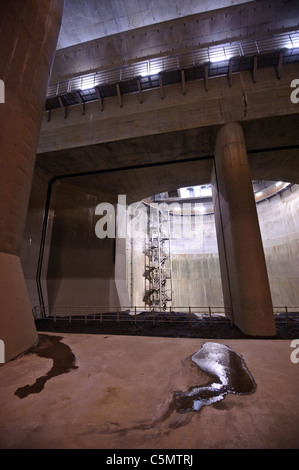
[212,122,276,336]
[0,1,64,361]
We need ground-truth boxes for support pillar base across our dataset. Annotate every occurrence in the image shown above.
[0,253,38,362]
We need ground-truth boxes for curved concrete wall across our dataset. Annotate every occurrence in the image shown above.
[258,184,299,308]
[128,185,299,310]
[127,210,224,310]
[170,214,223,310]
[21,182,299,316]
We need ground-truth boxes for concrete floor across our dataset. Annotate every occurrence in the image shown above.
[0,332,298,449]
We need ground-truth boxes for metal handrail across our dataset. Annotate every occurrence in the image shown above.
[47,31,299,98]
[32,305,299,328]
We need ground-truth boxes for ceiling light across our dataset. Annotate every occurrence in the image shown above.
[79,76,95,91]
[149,65,162,75]
[284,31,299,49]
[286,38,299,49]
[208,46,233,63]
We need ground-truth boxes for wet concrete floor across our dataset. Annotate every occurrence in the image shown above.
[172,342,256,413]
[15,334,77,399]
[0,333,298,449]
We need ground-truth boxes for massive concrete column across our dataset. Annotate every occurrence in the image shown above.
[212,122,276,336]
[0,1,64,361]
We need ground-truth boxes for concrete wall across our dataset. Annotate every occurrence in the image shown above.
[52,0,299,82]
[21,169,53,308]
[128,185,299,310]
[21,180,130,312]
[21,181,299,313]
[127,206,224,310]
[170,212,223,310]
[258,184,299,308]
[126,235,146,308]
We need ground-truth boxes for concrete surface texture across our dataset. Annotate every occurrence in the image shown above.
[213,122,275,336]
[258,185,299,307]
[126,184,299,311]
[38,64,299,162]
[56,0,256,50]
[0,1,64,362]
[2,0,299,377]
[0,332,298,449]
[20,180,299,317]
[126,185,299,310]
[53,0,299,81]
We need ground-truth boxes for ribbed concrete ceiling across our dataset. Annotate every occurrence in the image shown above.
[57,0,254,49]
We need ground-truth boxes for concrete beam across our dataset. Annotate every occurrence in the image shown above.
[38,63,299,155]
[50,0,299,83]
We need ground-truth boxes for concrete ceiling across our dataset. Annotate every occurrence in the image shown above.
[57,0,254,49]
[33,0,299,206]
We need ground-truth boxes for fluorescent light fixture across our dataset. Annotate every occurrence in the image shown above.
[148,58,163,76]
[285,34,299,49]
[209,46,233,63]
[149,64,162,75]
[209,53,232,63]
[138,61,162,77]
[80,76,95,91]
[139,66,149,77]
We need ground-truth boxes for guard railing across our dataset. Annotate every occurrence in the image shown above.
[32,305,299,327]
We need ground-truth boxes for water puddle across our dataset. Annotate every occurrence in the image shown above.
[171,342,256,413]
[105,342,256,436]
[15,334,77,399]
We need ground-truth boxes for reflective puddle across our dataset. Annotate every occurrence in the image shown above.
[105,341,256,436]
[172,342,256,413]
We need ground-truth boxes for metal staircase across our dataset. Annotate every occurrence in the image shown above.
[143,204,172,311]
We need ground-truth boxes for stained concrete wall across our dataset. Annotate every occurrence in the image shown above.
[257,184,299,308]
[128,185,299,311]
[127,207,224,310]
[21,180,130,311]
[47,182,131,310]
[127,235,146,308]
[21,181,299,312]
[20,169,54,307]
[170,213,223,310]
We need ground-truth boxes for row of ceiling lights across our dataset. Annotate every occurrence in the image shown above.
[47,31,299,97]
